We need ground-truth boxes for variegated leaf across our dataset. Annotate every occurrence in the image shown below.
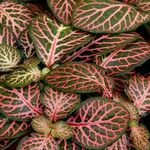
[17,133,59,150]
[63,33,140,63]
[125,74,150,115]
[0,1,32,38]
[59,140,85,150]
[30,14,92,68]
[44,62,113,95]
[99,40,150,76]
[0,44,21,72]
[136,0,150,14]
[72,0,150,33]
[67,97,129,149]
[0,139,17,150]
[42,86,80,122]
[31,115,53,135]
[47,0,77,25]
[0,117,29,140]
[105,134,128,150]
[19,29,35,58]
[0,25,17,47]
[0,83,43,120]
[5,66,41,88]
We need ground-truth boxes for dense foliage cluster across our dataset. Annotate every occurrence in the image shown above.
[0,0,150,149]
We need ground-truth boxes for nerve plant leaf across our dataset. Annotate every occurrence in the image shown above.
[0,25,17,47]
[0,1,32,38]
[67,97,129,149]
[30,14,92,68]
[47,0,77,25]
[51,121,73,140]
[5,66,41,88]
[99,40,150,76]
[72,0,150,33]
[125,74,150,115]
[0,44,21,72]
[106,134,128,150]
[45,62,113,95]
[17,133,59,150]
[136,0,150,14]
[42,86,80,122]
[19,29,35,58]
[0,83,43,121]
[0,139,17,150]
[0,117,29,140]
[31,115,53,135]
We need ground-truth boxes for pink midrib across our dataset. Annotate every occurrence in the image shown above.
[13,89,41,115]
[47,30,60,68]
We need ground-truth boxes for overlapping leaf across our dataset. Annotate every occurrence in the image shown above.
[63,33,140,63]
[67,97,129,149]
[0,117,29,139]
[42,86,80,122]
[0,44,21,72]
[17,133,59,150]
[59,140,85,150]
[125,74,150,115]
[19,29,35,58]
[0,83,43,120]
[45,62,113,95]
[47,0,77,25]
[136,0,150,14]
[0,1,32,38]
[105,134,128,150]
[72,0,150,33]
[99,40,150,76]
[0,139,17,150]
[5,66,41,88]
[0,25,17,47]
[30,14,91,68]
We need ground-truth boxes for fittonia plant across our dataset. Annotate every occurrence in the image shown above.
[0,0,150,149]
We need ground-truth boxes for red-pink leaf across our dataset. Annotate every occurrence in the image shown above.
[47,0,77,25]
[99,40,150,76]
[0,1,32,38]
[42,86,80,122]
[125,74,150,115]
[67,97,129,149]
[17,133,59,150]
[106,134,128,150]
[0,25,17,47]
[19,29,35,58]
[63,33,140,63]
[44,62,113,95]
[72,0,150,33]
[0,83,43,121]
[0,117,29,140]
[30,14,91,68]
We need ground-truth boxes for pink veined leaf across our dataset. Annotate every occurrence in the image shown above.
[30,14,92,68]
[42,86,80,122]
[17,133,59,150]
[0,83,43,121]
[99,40,150,76]
[117,0,139,4]
[62,33,140,63]
[136,0,150,14]
[19,29,35,58]
[125,74,150,115]
[0,1,32,38]
[72,0,150,33]
[58,139,86,150]
[44,62,113,95]
[105,134,129,150]
[47,0,77,25]
[0,117,29,140]
[0,139,17,150]
[67,97,129,149]
[0,25,17,47]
